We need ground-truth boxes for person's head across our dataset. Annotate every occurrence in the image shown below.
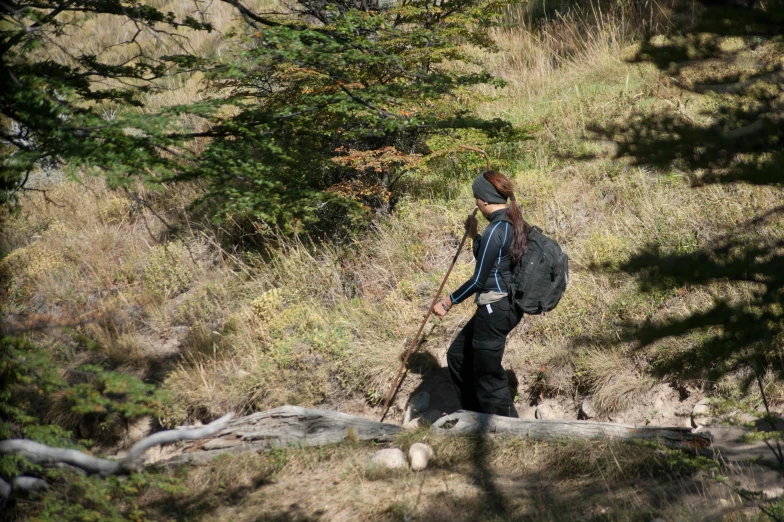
[472,170,530,264]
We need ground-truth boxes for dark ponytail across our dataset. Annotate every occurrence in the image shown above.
[483,171,530,265]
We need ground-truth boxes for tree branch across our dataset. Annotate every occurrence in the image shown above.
[339,84,400,119]
[125,413,233,464]
[0,413,234,478]
[0,440,122,475]
[0,477,10,503]
[219,0,281,28]
[12,476,50,494]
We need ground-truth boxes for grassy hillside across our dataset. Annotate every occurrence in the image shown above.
[3,1,784,520]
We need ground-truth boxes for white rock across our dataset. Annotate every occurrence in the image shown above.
[369,448,407,470]
[535,404,552,420]
[692,399,710,415]
[691,398,711,428]
[409,443,434,471]
[579,395,596,419]
[518,403,537,420]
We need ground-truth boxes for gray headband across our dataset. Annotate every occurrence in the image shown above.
[472,172,507,204]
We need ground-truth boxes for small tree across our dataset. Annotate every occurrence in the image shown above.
[169,0,520,233]
[0,0,212,201]
[2,0,520,234]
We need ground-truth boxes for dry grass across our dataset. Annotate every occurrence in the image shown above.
[7,3,784,520]
[581,348,654,417]
[4,0,784,444]
[468,2,671,156]
[127,435,750,522]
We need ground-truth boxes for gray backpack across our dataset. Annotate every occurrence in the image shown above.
[501,221,569,315]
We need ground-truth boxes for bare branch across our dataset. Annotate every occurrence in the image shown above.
[124,413,233,464]
[122,187,178,232]
[21,187,66,207]
[12,476,50,494]
[0,477,10,502]
[338,83,400,119]
[0,440,122,475]
[219,0,282,28]
[0,413,233,478]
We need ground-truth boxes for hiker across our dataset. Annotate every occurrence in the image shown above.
[433,171,529,418]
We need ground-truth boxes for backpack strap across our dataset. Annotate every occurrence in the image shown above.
[495,215,516,304]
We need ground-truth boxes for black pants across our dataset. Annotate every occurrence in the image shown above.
[447,298,520,418]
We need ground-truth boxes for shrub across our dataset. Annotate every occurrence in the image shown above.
[143,242,194,300]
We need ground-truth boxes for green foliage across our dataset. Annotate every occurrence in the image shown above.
[30,468,186,522]
[142,242,194,300]
[764,498,784,522]
[176,0,525,233]
[0,336,74,446]
[65,364,168,420]
[1,0,525,236]
[0,0,212,203]
[0,336,73,481]
[0,336,169,480]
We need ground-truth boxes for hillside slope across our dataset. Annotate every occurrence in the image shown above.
[2,1,784,520]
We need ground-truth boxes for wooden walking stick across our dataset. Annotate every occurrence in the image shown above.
[458,144,492,171]
[378,146,491,422]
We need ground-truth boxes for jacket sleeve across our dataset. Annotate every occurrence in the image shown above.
[449,221,508,306]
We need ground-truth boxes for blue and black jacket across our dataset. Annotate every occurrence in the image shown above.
[449,208,514,305]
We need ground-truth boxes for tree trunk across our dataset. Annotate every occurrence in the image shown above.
[431,411,713,452]
[164,406,712,465]
[0,406,714,480]
[165,405,403,465]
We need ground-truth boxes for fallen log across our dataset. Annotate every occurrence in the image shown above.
[164,406,712,464]
[432,411,713,452]
[168,405,403,464]
[213,405,403,446]
[0,406,714,481]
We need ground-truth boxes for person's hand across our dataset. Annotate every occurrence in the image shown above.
[433,296,452,318]
[464,213,478,238]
